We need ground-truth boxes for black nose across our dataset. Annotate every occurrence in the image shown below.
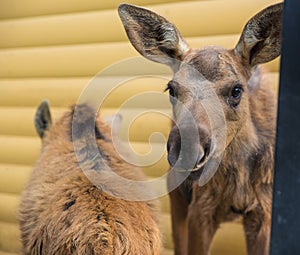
[167,124,211,170]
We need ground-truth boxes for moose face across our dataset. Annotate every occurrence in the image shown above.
[118,3,282,181]
[166,46,255,176]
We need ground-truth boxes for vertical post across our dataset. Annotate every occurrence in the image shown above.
[270,0,300,254]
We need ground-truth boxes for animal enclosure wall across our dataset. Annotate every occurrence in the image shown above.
[0,0,280,254]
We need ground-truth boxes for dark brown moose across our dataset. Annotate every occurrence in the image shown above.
[118,2,283,255]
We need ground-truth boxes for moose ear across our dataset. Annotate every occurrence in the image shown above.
[235,2,283,67]
[118,4,189,69]
[35,100,52,139]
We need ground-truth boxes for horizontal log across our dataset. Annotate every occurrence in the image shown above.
[0,193,19,223]
[0,221,21,253]
[0,164,32,194]
[0,0,192,20]
[0,43,166,78]
[0,35,280,78]
[0,136,41,165]
[0,0,280,48]
[0,72,279,108]
[0,76,171,107]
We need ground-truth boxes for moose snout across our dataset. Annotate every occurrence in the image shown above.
[167,124,211,172]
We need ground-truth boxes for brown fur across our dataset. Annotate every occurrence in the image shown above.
[118,3,283,255]
[18,104,161,255]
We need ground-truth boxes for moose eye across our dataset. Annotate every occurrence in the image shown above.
[231,86,242,99]
[167,86,175,97]
[165,82,177,104]
[227,85,243,107]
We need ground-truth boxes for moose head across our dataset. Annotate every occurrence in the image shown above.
[118,3,282,183]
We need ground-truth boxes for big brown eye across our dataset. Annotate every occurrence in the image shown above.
[228,85,243,107]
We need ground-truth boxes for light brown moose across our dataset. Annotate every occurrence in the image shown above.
[118,2,283,255]
[18,101,161,255]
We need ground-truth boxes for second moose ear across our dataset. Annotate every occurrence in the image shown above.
[35,100,52,139]
[235,2,283,67]
[118,4,189,69]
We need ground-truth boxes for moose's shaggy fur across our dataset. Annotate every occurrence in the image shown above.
[19,103,161,255]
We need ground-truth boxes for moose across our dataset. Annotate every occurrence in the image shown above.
[118,2,282,255]
[18,101,161,255]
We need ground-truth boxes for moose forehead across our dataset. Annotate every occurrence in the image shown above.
[179,46,247,83]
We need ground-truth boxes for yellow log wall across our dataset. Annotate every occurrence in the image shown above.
[0,0,280,254]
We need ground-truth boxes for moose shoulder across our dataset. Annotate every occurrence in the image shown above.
[119,2,282,255]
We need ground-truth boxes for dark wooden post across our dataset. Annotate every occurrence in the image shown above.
[270,0,300,254]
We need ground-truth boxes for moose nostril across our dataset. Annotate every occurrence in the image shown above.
[195,143,211,169]
[204,143,210,158]
[196,152,205,166]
